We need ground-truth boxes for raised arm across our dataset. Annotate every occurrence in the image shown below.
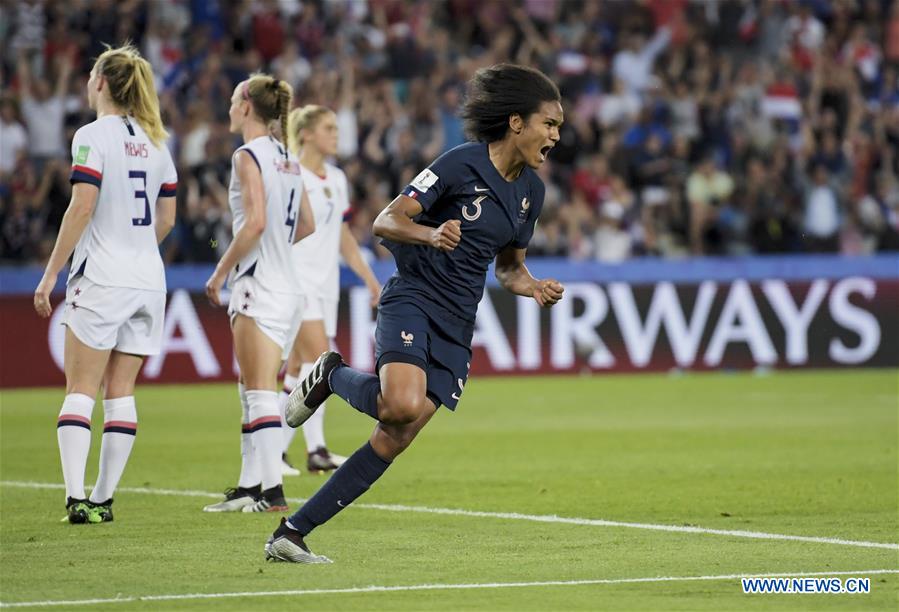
[372,194,460,251]
[642,25,672,63]
[17,52,32,99]
[494,245,563,307]
[54,52,74,99]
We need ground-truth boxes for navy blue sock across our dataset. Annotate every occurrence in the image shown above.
[287,442,391,535]
[329,365,380,420]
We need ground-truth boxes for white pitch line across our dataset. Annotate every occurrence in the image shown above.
[1,569,897,608]
[3,480,898,551]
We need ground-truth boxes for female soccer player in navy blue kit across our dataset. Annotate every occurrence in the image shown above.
[265,64,565,563]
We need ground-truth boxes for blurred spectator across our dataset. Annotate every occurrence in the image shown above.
[16,49,72,172]
[612,25,671,95]
[0,0,895,264]
[799,163,843,253]
[9,0,45,55]
[687,154,735,254]
[0,158,64,262]
[0,97,28,175]
[593,201,632,262]
[272,41,312,94]
[598,78,641,130]
[743,157,797,254]
[572,154,614,212]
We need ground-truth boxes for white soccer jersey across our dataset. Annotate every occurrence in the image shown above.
[292,162,351,301]
[228,135,305,294]
[68,115,177,291]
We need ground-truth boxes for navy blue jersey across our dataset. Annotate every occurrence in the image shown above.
[381,142,545,323]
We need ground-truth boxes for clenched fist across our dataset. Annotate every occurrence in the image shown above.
[429,219,461,252]
[533,278,564,307]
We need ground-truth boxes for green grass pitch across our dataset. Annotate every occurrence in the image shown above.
[1,370,897,610]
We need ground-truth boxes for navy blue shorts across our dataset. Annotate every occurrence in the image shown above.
[375,296,473,411]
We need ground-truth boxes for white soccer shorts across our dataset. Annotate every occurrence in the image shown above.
[301,295,338,339]
[228,274,305,357]
[63,276,166,355]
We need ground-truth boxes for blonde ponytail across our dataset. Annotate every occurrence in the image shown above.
[277,85,290,155]
[287,105,332,156]
[127,56,167,148]
[244,73,293,153]
[95,44,168,148]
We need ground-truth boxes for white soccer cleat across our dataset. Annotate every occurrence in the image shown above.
[264,518,332,564]
[281,453,301,476]
[203,486,259,512]
[328,452,347,468]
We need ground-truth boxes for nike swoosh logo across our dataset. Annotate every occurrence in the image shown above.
[474,186,489,192]
[337,500,346,507]
[451,393,461,400]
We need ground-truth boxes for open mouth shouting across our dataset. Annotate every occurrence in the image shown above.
[539,144,553,163]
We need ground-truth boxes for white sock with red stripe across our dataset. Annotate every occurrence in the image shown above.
[279,373,299,453]
[302,402,327,453]
[90,396,137,503]
[238,383,261,489]
[246,389,282,491]
[57,393,95,501]
[296,362,328,452]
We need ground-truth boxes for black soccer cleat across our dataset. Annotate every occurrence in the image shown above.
[87,498,114,523]
[306,447,346,473]
[242,485,289,513]
[285,351,343,428]
[264,517,332,563]
[61,497,91,524]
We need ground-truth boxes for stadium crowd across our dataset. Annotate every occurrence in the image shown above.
[1,0,898,264]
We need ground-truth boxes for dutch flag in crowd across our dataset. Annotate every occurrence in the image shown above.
[762,82,801,121]
[762,82,801,144]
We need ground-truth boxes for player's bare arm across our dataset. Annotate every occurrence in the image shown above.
[292,187,315,243]
[155,196,176,245]
[33,183,99,318]
[340,223,382,305]
[494,245,563,307]
[205,150,266,306]
[373,194,461,252]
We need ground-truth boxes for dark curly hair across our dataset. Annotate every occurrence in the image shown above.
[460,64,560,143]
